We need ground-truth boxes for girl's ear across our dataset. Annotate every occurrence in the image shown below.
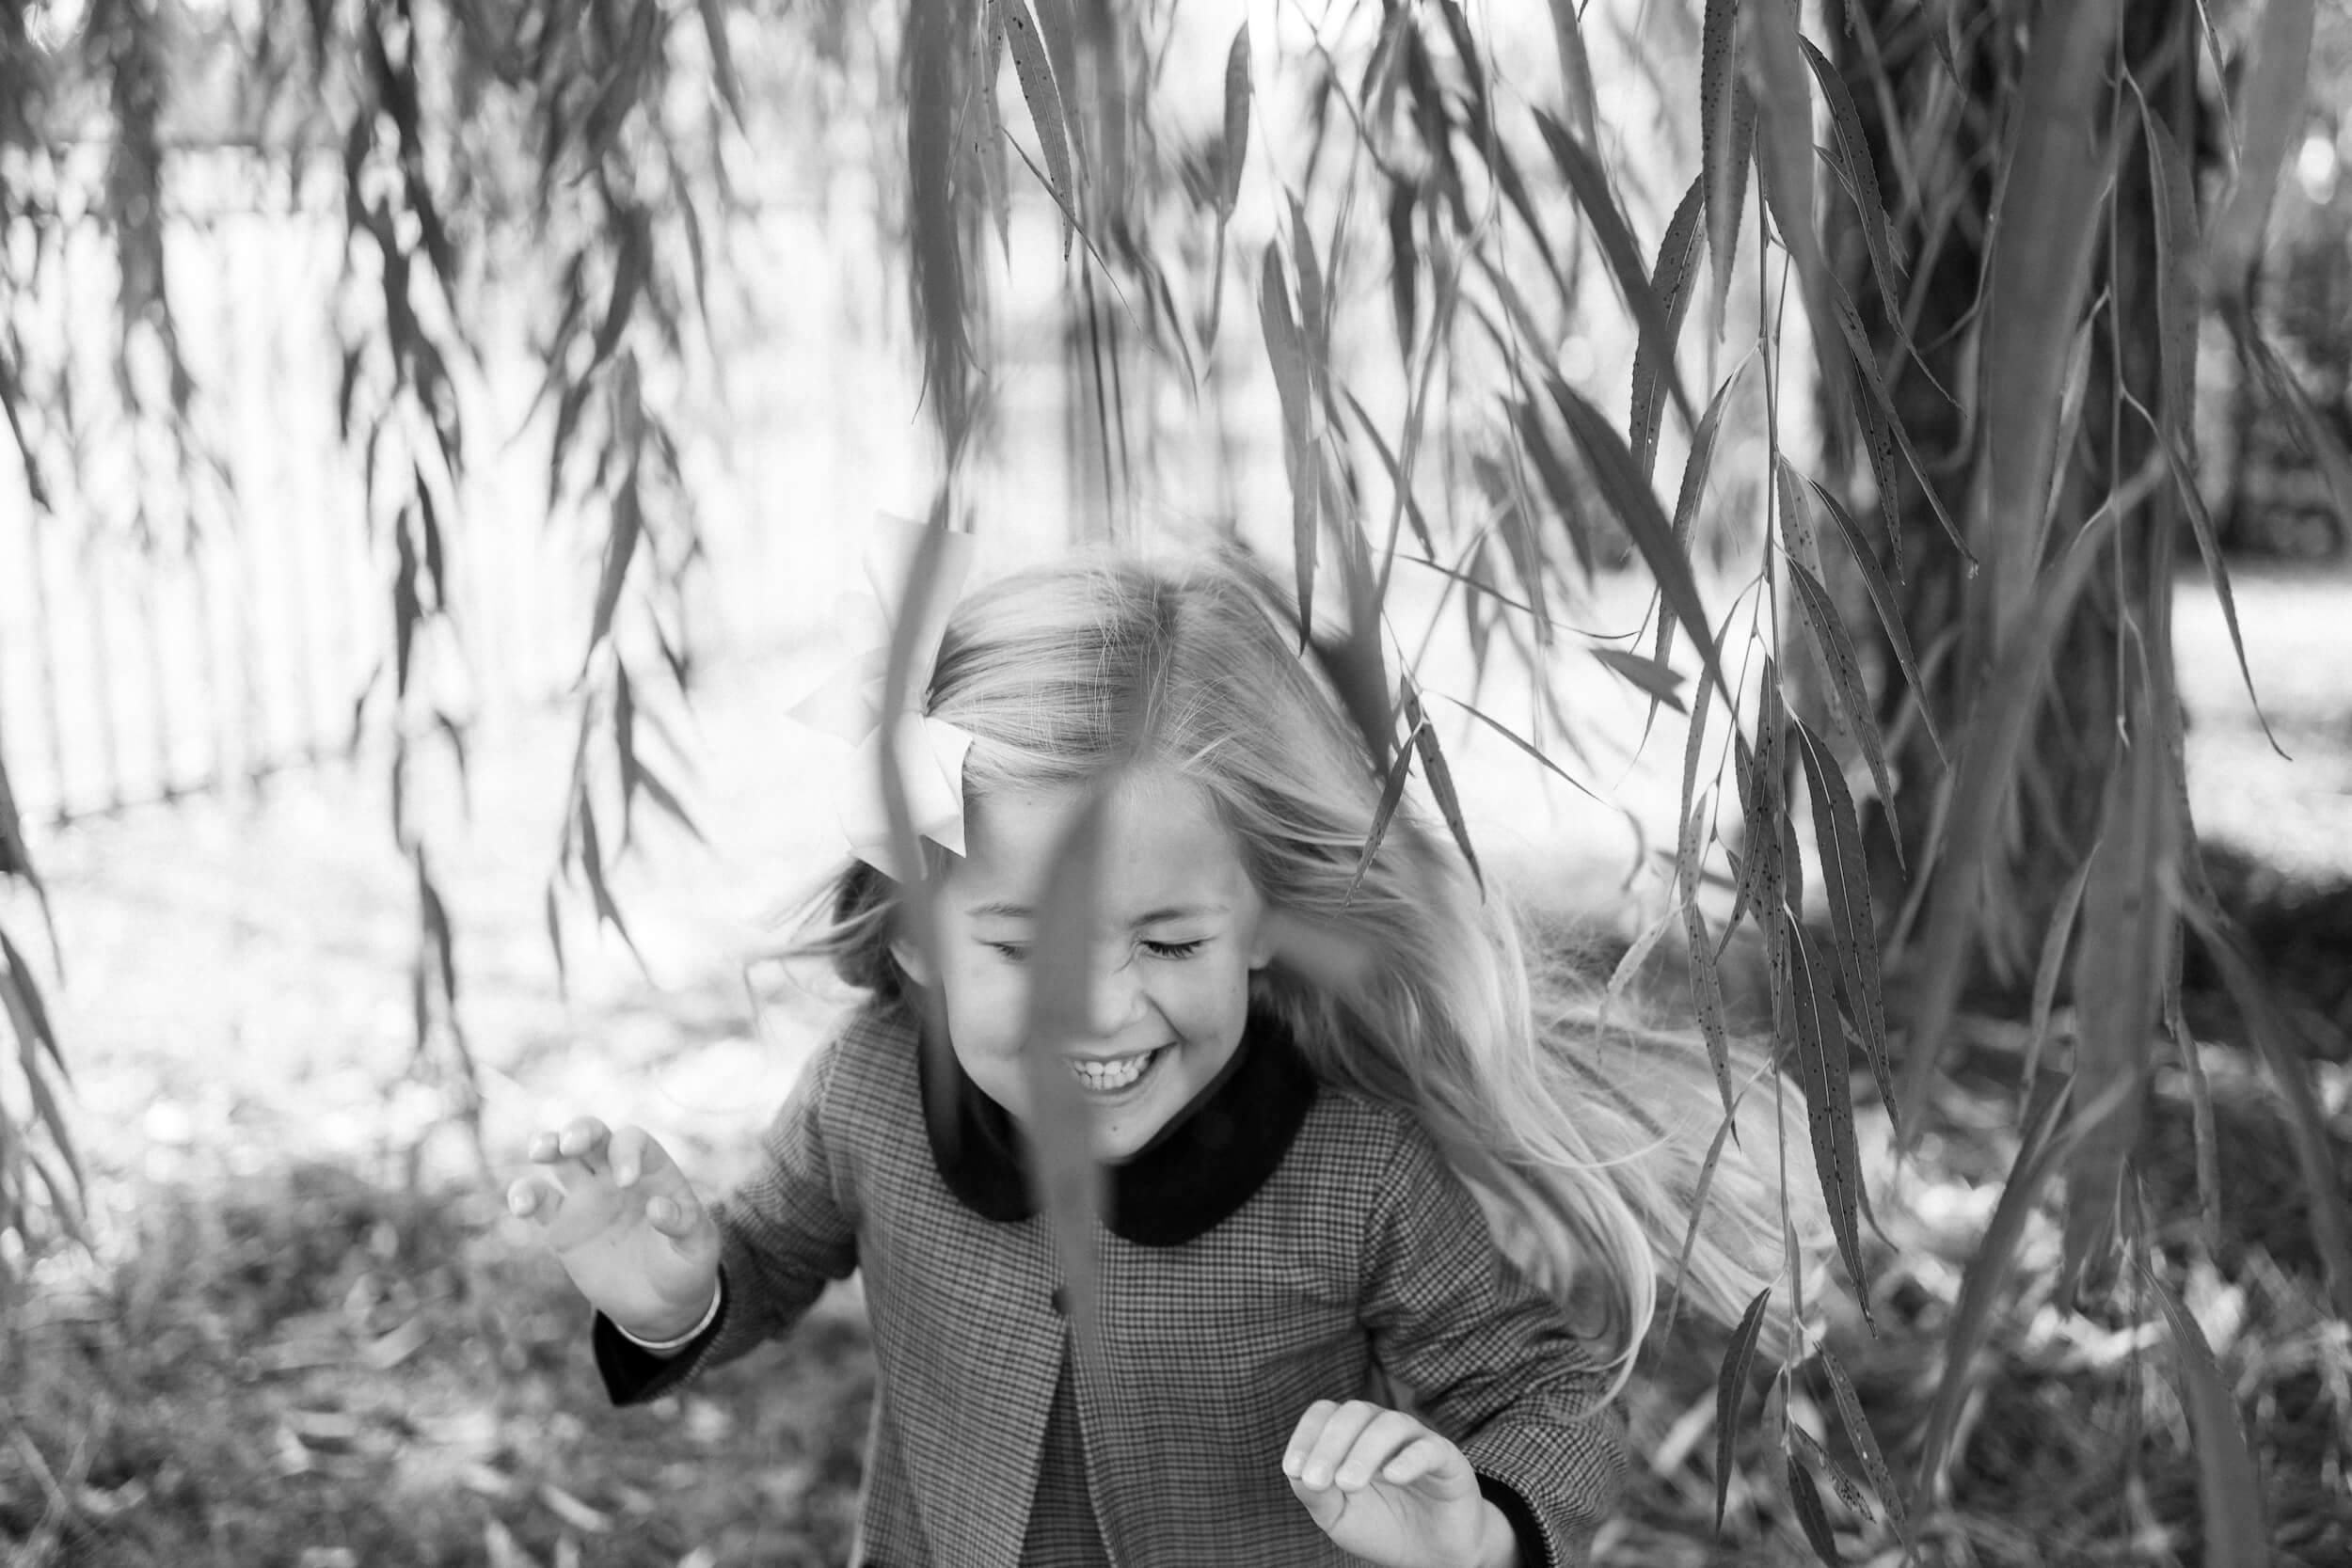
[1246,907,1278,973]
[890,936,938,989]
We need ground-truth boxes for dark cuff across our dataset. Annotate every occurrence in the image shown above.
[1476,1471,1550,1568]
[591,1271,730,1406]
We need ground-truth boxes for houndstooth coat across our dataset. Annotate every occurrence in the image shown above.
[595,1001,1626,1567]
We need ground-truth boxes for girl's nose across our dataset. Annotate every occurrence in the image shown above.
[1083,951,1148,1036]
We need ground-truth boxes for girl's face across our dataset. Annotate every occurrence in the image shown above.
[896,769,1274,1161]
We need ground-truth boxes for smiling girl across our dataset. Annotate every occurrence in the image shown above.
[507,547,1799,1567]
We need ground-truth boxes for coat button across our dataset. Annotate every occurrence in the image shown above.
[1050,1287,1068,1315]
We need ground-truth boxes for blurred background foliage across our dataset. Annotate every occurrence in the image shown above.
[3,0,2351,1563]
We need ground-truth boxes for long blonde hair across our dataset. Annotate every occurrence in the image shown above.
[793,548,1818,1386]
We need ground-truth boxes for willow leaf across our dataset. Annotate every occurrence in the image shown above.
[1347,735,1417,905]
[2144,1263,2270,1568]
[1534,112,1692,430]
[1790,717,1895,1138]
[1439,695,1603,806]
[1259,248,1317,641]
[2207,0,2315,294]
[1023,787,1111,1343]
[1549,378,1735,710]
[1787,1452,1841,1566]
[1698,0,1750,327]
[1829,287,1965,560]
[1978,2,2122,610]
[1402,681,1483,895]
[2184,901,2352,1319]
[999,0,1074,259]
[1591,647,1686,713]
[1632,177,1707,481]
[1818,1342,1909,1545]
[0,929,60,1076]
[1549,0,1599,149]
[1649,365,1743,728]
[1807,476,1941,764]
[2146,105,2280,753]
[2024,845,2098,1089]
[1787,558,1896,834]
[1219,23,1252,217]
[1715,1285,1772,1531]
[1343,388,1436,560]
[1800,37,1904,330]
[1916,1076,2114,1491]
[2061,722,2174,1304]
[1896,505,2122,1128]
[1786,918,1870,1327]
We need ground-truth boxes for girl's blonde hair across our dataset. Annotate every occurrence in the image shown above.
[795,548,1820,1386]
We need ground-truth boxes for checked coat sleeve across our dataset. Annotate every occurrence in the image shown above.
[594,1033,862,1403]
[1358,1120,1628,1568]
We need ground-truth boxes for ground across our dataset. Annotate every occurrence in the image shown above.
[2,563,2349,1566]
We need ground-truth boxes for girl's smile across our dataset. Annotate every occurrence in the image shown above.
[893,768,1274,1161]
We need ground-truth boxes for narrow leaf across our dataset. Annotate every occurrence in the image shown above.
[2207,0,2315,294]
[1829,287,1966,561]
[2146,104,2280,754]
[2060,721,2173,1304]
[2143,1263,2270,1568]
[1649,364,1744,719]
[1790,718,1896,1138]
[1259,248,1317,641]
[1218,24,1252,217]
[1786,1452,1842,1566]
[1439,695,1603,805]
[1801,37,1905,328]
[1343,389,1437,560]
[1534,114,1693,431]
[1548,0,1599,149]
[1022,788,1111,1341]
[1632,177,1708,480]
[1591,647,1687,713]
[1914,1076,2131,1493]
[1817,1343,1910,1544]
[1402,682,1483,895]
[999,0,1075,259]
[1677,672,1736,1122]
[1806,476,1942,764]
[2013,839,2094,1085]
[1977,3,2122,610]
[1785,919,1871,1327]
[1699,0,1751,327]
[1348,735,1418,904]
[1549,379,1735,710]
[1715,1285,1772,1531]
[2184,901,2352,1319]
[1787,558,1897,834]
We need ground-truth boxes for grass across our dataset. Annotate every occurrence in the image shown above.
[4,978,2346,1566]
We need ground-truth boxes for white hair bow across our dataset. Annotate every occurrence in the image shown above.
[789,521,977,881]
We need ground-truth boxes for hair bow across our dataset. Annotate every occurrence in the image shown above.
[788,520,977,881]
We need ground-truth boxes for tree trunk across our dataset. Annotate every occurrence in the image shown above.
[1831,0,2197,1001]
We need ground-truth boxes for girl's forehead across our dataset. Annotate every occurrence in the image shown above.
[956,773,1253,905]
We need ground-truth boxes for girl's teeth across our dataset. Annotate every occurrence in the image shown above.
[1070,1050,1156,1092]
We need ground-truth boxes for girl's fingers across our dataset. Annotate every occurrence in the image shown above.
[555,1117,611,1169]
[505,1170,564,1224]
[1289,1400,1383,1491]
[1331,1409,1430,1491]
[1375,1433,1454,1488]
[1281,1400,1340,1480]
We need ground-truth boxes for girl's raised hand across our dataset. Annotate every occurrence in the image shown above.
[506,1117,722,1343]
[1282,1401,1519,1568]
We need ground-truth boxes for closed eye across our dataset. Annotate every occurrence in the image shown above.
[1143,939,1205,959]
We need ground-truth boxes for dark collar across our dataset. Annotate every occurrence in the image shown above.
[914,1008,1318,1246]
